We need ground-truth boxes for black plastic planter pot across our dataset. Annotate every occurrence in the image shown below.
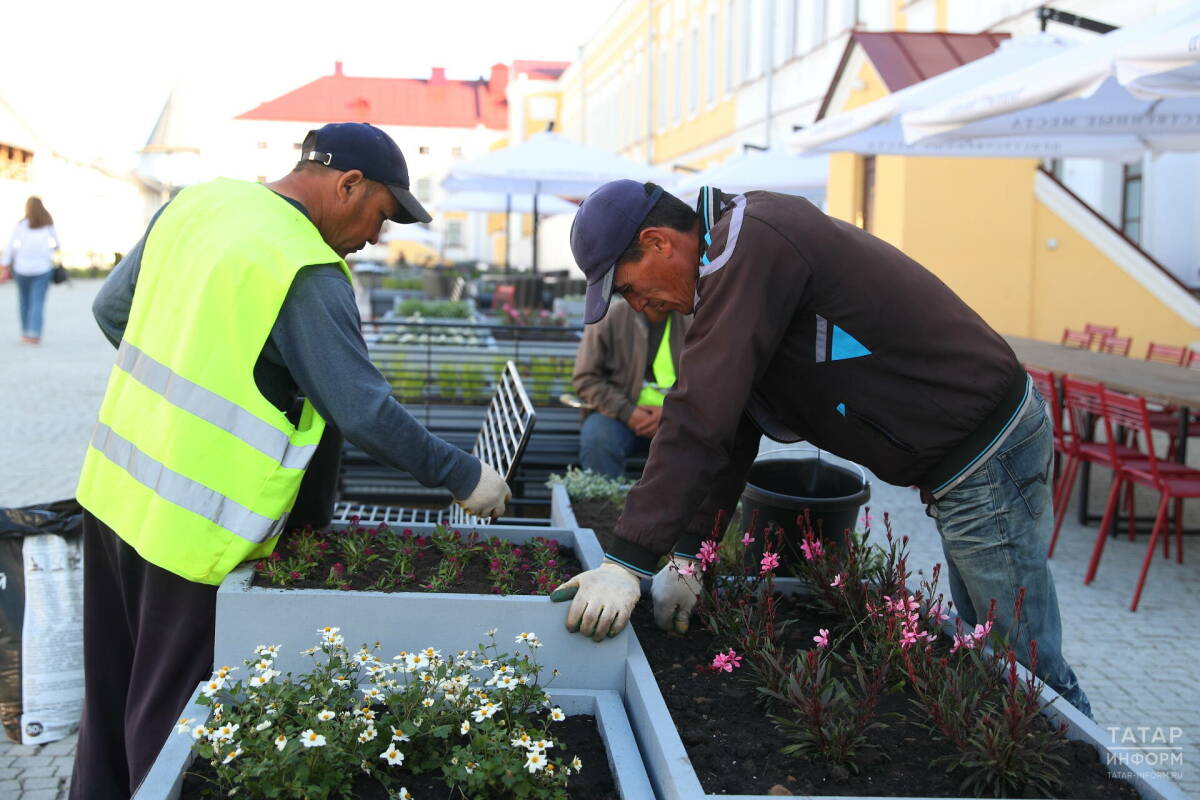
[740,454,870,559]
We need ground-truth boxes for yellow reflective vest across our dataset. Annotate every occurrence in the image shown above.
[636,317,677,407]
[76,178,349,585]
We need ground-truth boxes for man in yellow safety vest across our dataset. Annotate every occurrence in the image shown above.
[70,123,511,798]
[570,296,689,479]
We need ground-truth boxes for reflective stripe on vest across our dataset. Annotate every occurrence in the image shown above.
[89,422,285,544]
[115,340,317,470]
[637,316,676,407]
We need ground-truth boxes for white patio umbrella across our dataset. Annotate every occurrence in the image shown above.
[790,34,1148,160]
[671,149,828,202]
[437,191,577,215]
[901,3,1200,153]
[444,131,671,271]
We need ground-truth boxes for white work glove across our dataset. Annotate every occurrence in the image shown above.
[549,561,643,641]
[651,555,702,634]
[457,461,511,519]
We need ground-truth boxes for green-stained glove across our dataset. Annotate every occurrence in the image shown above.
[550,561,643,641]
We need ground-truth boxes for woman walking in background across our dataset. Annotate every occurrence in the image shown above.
[2,196,59,343]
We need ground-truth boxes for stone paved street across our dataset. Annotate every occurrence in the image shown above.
[1,278,1196,798]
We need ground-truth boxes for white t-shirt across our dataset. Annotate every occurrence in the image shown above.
[3,219,59,276]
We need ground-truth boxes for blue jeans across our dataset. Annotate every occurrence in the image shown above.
[927,390,1092,717]
[15,270,52,339]
[579,412,650,478]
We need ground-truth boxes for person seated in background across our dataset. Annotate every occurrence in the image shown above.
[571,295,690,478]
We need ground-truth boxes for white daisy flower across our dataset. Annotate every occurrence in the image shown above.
[465,761,476,774]
[332,675,351,687]
[190,724,209,741]
[571,755,582,771]
[301,647,318,656]
[397,788,413,800]
[317,626,341,637]
[274,734,287,751]
[511,732,533,748]
[494,676,517,691]
[524,751,547,773]
[390,727,410,742]
[459,720,470,735]
[472,702,500,722]
[420,698,435,707]
[252,659,273,672]
[362,687,383,701]
[214,665,235,679]
[200,678,225,697]
[221,746,243,764]
[254,720,272,732]
[174,717,193,734]
[485,628,498,637]
[300,729,326,748]
[317,710,335,722]
[248,675,268,688]
[358,726,378,743]
[380,744,405,765]
[530,738,553,752]
[549,707,565,722]
[212,723,239,743]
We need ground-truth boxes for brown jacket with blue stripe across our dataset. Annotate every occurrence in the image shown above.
[607,188,1026,574]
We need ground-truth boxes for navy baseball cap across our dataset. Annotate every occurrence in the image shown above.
[304,122,432,224]
[570,179,663,324]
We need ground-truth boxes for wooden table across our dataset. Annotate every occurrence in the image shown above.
[1006,335,1198,527]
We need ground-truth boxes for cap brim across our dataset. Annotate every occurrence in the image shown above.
[583,263,615,324]
[388,185,433,224]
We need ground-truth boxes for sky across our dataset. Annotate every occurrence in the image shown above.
[1,0,621,168]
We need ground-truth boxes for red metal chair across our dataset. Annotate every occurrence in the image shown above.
[1026,366,1066,497]
[1187,350,1200,369]
[1097,334,1132,357]
[1048,377,1146,557]
[1145,342,1188,366]
[1086,388,1200,611]
[1061,328,1093,350]
[1084,323,1118,341]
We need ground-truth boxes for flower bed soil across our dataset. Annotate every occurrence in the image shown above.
[251,529,583,595]
[570,499,622,552]
[630,600,1136,799]
[181,713,616,799]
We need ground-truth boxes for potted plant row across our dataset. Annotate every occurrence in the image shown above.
[137,627,652,799]
[214,521,632,693]
[621,515,1182,800]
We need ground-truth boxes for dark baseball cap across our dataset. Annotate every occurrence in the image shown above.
[303,122,432,224]
[570,179,663,324]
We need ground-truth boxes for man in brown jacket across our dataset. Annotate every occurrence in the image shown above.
[550,179,1090,716]
[571,297,690,478]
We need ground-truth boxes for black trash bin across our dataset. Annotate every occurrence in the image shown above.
[740,452,870,564]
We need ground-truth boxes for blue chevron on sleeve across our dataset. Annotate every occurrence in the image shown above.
[830,325,871,361]
[836,402,846,416]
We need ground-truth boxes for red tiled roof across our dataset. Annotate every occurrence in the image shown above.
[817,31,1009,120]
[511,60,569,81]
[237,62,561,129]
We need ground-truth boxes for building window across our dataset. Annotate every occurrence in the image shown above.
[1121,160,1143,244]
[784,0,798,59]
[689,27,699,115]
[256,141,268,149]
[416,177,432,203]
[0,144,33,181]
[741,0,753,82]
[708,11,718,105]
[659,50,669,130]
[418,146,430,155]
[674,37,684,122]
[725,0,736,92]
[861,156,876,233]
[1043,158,1064,181]
[446,220,463,248]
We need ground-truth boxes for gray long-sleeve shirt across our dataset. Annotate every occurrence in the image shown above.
[93,196,480,499]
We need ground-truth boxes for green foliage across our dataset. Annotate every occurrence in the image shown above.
[545,467,633,505]
[395,299,474,318]
[182,630,584,798]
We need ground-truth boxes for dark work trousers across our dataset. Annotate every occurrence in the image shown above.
[69,511,217,800]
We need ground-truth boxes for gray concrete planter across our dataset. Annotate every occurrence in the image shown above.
[214,524,630,691]
[135,684,654,800]
[624,632,1185,800]
[549,483,580,529]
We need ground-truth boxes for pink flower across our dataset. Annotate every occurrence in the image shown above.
[799,536,823,561]
[928,602,949,623]
[740,532,755,547]
[759,551,780,574]
[332,562,345,575]
[676,561,696,577]
[951,633,975,654]
[813,628,830,649]
[697,540,719,568]
[830,574,844,589]
[972,621,993,641]
[710,649,743,672]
